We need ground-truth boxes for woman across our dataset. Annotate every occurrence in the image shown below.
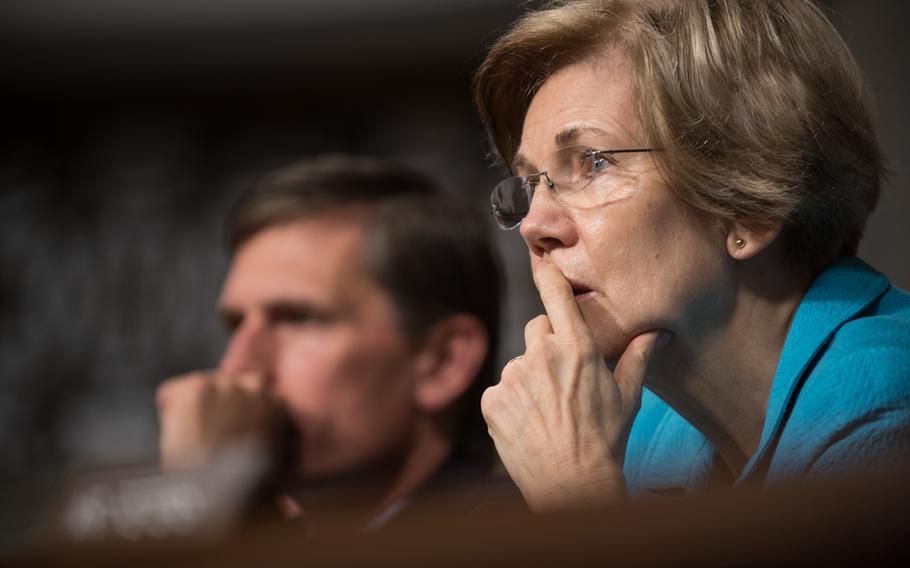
[474,0,910,511]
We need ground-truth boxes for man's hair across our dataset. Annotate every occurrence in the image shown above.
[473,0,884,275]
[226,154,501,464]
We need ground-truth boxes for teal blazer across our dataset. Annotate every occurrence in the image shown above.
[624,257,910,495]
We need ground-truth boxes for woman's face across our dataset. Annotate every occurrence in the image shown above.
[517,54,734,362]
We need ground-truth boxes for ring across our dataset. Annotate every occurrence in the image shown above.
[506,355,523,366]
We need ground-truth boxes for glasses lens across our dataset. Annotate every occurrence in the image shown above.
[491,177,530,230]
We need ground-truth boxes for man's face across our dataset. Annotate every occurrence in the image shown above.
[216,212,419,480]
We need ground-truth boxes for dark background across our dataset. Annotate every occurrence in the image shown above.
[1,0,907,548]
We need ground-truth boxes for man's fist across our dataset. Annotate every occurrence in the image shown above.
[156,371,288,471]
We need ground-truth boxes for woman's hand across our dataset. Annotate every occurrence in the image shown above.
[481,262,667,512]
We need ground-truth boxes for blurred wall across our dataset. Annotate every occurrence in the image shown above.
[829,0,910,288]
[0,0,907,548]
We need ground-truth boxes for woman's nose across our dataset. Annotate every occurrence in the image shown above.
[519,187,577,257]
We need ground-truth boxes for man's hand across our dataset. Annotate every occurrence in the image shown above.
[156,371,288,471]
[480,262,668,512]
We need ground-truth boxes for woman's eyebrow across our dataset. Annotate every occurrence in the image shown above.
[511,153,530,173]
[512,125,610,172]
[553,125,608,147]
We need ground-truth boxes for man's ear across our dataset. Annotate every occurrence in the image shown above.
[726,221,783,260]
[412,314,489,413]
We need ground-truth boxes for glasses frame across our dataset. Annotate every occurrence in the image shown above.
[490,147,657,230]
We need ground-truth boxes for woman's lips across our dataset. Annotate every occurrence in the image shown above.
[560,270,594,300]
[571,285,596,301]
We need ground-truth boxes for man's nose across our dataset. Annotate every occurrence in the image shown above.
[218,318,275,381]
[519,186,577,257]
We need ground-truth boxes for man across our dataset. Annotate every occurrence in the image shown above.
[156,155,502,530]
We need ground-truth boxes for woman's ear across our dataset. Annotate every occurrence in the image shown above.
[412,314,489,413]
[727,221,783,260]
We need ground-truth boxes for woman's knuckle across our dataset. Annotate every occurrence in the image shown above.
[480,386,500,417]
[500,360,520,383]
[563,334,596,358]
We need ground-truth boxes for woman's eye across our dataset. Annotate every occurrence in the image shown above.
[590,152,614,175]
[576,150,611,178]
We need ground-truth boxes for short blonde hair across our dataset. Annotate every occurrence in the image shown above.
[473,0,884,274]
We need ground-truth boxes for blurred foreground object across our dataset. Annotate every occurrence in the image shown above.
[43,440,276,543]
[14,466,910,566]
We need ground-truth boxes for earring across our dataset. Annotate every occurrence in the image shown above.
[735,238,746,249]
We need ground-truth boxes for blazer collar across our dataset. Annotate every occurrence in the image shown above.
[737,257,890,483]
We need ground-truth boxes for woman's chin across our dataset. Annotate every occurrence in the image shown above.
[591,329,632,366]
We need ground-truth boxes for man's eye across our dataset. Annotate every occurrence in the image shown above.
[222,315,242,335]
[274,310,314,326]
[271,305,336,328]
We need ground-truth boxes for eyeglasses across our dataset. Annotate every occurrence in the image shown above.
[490,145,656,230]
